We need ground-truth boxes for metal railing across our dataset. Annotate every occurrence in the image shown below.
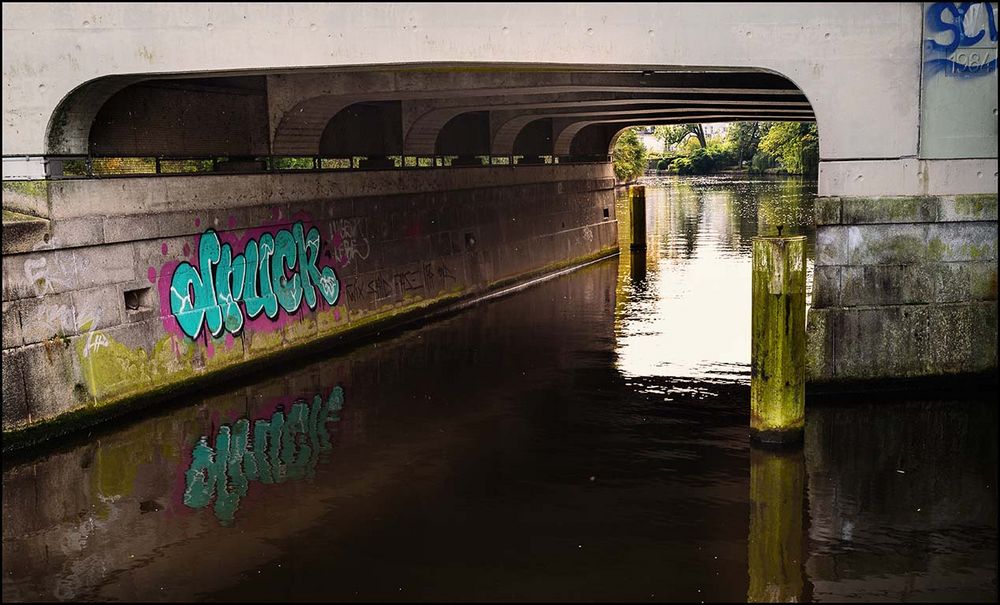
[14,153,611,180]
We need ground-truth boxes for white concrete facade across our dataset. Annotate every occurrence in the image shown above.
[2,2,997,196]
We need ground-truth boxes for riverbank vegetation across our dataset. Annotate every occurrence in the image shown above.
[648,121,818,176]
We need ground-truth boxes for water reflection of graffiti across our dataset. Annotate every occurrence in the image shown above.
[168,222,340,340]
[183,386,345,525]
[924,2,998,78]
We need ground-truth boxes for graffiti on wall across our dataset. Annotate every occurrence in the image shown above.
[21,237,110,355]
[331,217,371,267]
[183,385,345,525]
[924,2,998,78]
[167,221,341,340]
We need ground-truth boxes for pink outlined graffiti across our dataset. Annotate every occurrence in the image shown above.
[156,210,346,342]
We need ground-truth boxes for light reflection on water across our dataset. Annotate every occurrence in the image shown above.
[615,175,815,381]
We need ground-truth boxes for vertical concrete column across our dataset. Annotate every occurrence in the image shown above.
[751,236,806,445]
[628,185,646,252]
[747,448,805,602]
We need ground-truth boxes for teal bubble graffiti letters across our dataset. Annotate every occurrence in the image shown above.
[272,229,303,313]
[296,222,341,307]
[166,221,341,340]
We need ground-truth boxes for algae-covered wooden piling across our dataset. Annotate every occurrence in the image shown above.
[629,185,646,251]
[751,236,806,445]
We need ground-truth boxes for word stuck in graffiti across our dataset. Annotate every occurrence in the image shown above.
[169,222,340,339]
[924,2,998,78]
[183,386,345,525]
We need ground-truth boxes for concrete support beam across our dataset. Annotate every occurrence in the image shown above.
[819,159,999,197]
[273,80,807,155]
[402,94,810,154]
[551,114,815,156]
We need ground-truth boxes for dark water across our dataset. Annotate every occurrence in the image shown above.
[3,176,996,602]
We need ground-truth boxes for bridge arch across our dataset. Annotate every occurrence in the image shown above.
[87,76,270,157]
[434,111,491,156]
[44,66,818,164]
[318,100,403,157]
[45,75,146,155]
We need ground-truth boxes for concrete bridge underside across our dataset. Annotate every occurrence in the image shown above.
[1,3,996,445]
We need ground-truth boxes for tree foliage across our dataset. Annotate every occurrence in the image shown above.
[758,122,819,175]
[612,127,648,183]
[726,122,772,166]
[655,123,707,149]
[671,145,735,175]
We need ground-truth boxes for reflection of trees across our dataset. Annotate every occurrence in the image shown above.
[756,177,811,236]
[614,175,819,348]
[660,180,703,260]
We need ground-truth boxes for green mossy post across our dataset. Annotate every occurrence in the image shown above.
[747,448,805,602]
[629,185,646,251]
[751,236,806,445]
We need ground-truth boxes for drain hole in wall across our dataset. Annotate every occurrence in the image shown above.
[603,208,609,218]
[124,287,153,312]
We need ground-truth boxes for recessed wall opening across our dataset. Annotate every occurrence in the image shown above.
[124,287,154,312]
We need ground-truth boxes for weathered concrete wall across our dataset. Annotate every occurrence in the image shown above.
[807,194,997,383]
[1,164,617,437]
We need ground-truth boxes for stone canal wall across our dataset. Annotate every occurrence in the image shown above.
[807,194,998,384]
[1,164,618,440]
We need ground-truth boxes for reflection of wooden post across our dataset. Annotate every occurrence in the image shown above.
[629,185,646,251]
[629,251,646,283]
[748,448,805,603]
[751,236,806,445]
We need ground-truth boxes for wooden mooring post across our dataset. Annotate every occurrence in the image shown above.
[750,236,806,446]
[629,185,646,251]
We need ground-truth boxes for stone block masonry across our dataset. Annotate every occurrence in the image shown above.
[807,194,998,383]
[1,164,618,442]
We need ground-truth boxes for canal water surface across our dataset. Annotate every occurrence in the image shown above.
[3,176,996,602]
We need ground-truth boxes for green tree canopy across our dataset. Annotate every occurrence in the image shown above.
[726,122,772,166]
[612,127,648,183]
[655,124,707,149]
[758,123,818,175]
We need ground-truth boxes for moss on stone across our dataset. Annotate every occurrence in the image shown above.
[954,194,997,217]
[927,237,947,261]
[2,209,46,223]
[3,180,48,198]
[961,243,992,261]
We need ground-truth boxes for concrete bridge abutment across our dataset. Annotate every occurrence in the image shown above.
[806,193,998,383]
[1,165,618,444]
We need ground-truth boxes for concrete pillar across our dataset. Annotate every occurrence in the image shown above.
[751,236,806,445]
